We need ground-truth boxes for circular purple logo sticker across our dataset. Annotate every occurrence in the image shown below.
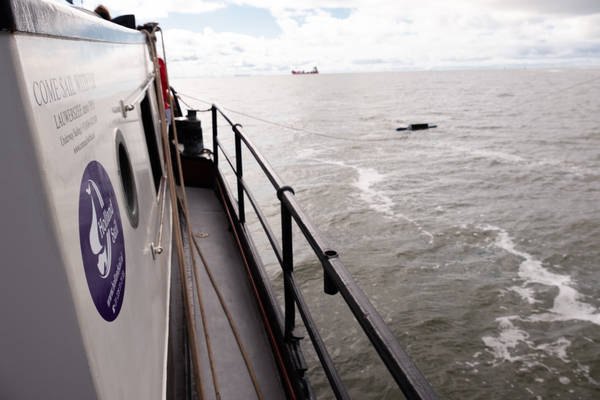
[78,161,126,321]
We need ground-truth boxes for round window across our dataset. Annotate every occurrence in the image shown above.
[115,130,139,228]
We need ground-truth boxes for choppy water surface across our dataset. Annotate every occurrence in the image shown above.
[175,69,600,399]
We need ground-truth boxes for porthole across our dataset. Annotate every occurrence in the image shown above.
[140,92,163,193]
[115,130,139,228]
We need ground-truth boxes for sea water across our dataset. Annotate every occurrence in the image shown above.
[174,68,600,399]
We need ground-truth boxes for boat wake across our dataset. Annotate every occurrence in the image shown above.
[476,225,599,386]
[302,153,434,244]
[482,224,600,326]
[481,315,571,364]
[354,167,435,244]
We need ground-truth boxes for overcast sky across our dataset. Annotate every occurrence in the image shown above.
[85,0,600,76]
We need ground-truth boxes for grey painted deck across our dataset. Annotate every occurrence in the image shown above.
[181,187,286,400]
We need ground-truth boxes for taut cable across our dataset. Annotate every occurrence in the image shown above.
[155,28,222,400]
[143,28,206,400]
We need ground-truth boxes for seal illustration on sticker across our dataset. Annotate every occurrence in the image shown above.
[78,160,126,321]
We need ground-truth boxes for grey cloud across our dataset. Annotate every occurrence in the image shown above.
[571,44,600,57]
[489,0,600,15]
[516,46,554,58]
[511,43,600,60]
[172,55,200,62]
[440,56,490,63]
[353,58,387,65]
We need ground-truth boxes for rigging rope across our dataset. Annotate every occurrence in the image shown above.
[156,28,222,400]
[143,28,206,400]
[157,28,274,400]
[176,92,401,142]
[174,90,212,113]
[190,232,265,400]
[214,179,298,400]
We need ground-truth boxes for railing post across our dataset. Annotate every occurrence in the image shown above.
[211,105,218,167]
[281,203,295,339]
[234,125,245,224]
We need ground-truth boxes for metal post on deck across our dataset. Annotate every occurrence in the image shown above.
[281,204,295,339]
[211,105,218,166]
[234,125,245,224]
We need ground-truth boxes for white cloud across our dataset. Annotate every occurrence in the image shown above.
[85,1,600,75]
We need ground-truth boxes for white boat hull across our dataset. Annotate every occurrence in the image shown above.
[0,8,172,399]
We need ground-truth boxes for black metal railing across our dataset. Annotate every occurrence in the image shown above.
[210,105,438,400]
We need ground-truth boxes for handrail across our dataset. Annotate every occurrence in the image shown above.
[210,104,439,400]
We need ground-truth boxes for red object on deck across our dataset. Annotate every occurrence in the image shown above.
[158,58,169,109]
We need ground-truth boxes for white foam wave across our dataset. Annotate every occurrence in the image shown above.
[482,316,576,370]
[509,286,539,305]
[355,167,394,216]
[482,316,531,364]
[308,158,434,244]
[355,166,434,243]
[535,337,571,363]
[482,224,600,325]
[477,225,600,387]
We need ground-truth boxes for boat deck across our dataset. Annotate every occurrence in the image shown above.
[169,186,286,400]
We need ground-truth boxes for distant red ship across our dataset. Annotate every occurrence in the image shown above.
[292,66,319,75]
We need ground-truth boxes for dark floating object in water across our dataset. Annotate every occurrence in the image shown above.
[396,123,437,131]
